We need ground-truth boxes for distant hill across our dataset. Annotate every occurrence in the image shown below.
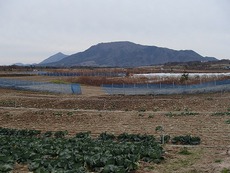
[41,42,218,67]
[39,52,68,64]
[13,63,37,66]
[13,63,27,66]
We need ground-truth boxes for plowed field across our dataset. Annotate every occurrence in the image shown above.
[0,87,230,173]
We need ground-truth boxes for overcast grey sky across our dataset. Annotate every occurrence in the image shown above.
[0,0,229,65]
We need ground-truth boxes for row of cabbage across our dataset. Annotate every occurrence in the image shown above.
[0,128,163,173]
[0,128,201,173]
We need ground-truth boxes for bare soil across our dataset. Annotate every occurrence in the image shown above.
[0,86,230,172]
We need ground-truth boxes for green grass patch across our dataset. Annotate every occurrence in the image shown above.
[225,120,230,124]
[211,112,230,116]
[178,147,192,155]
[67,112,74,116]
[214,159,222,163]
[165,111,199,117]
[51,80,69,84]
[138,108,146,112]
[148,114,154,118]
[53,112,63,116]
[0,100,16,106]
[221,168,230,173]
[158,148,202,173]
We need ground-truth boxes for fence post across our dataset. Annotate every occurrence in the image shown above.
[71,84,74,94]
[123,83,125,95]
[161,122,164,145]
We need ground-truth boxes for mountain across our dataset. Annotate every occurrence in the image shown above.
[39,52,68,64]
[13,63,27,66]
[41,42,218,67]
[13,63,37,66]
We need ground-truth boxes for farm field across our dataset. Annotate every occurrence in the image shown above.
[0,77,230,172]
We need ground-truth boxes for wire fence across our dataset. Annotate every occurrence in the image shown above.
[31,71,126,77]
[102,79,230,95]
[1,77,230,95]
[0,78,82,94]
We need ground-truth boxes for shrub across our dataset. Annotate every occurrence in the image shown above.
[172,135,201,145]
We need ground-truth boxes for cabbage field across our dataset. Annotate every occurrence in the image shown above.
[0,128,166,173]
[0,127,202,173]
